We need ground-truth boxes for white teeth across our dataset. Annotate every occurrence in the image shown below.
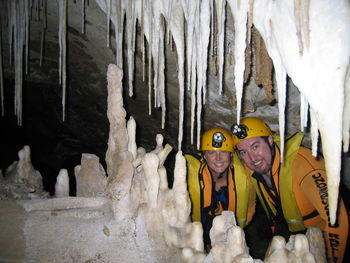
[254,160,262,166]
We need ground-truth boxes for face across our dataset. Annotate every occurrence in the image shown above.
[236,135,274,175]
[203,150,232,177]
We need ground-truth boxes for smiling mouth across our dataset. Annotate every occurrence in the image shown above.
[253,160,262,166]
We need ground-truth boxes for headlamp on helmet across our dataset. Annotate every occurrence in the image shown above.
[231,124,248,139]
[231,117,272,148]
[212,132,225,148]
[200,128,234,152]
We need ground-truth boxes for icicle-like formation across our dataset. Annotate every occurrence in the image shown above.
[187,0,198,144]
[58,0,68,121]
[190,42,197,144]
[185,0,197,94]
[215,0,226,95]
[0,22,4,116]
[126,0,137,97]
[106,0,111,47]
[300,93,308,132]
[7,1,13,67]
[39,0,47,67]
[198,0,211,107]
[227,0,250,124]
[81,0,86,34]
[147,0,153,115]
[309,108,319,157]
[24,0,29,76]
[169,1,186,150]
[113,0,125,68]
[343,65,350,152]
[194,0,211,147]
[140,0,146,81]
[11,0,30,126]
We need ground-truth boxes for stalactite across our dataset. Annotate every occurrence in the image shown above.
[199,0,211,107]
[147,0,153,115]
[39,0,47,67]
[159,21,166,129]
[12,0,29,126]
[343,66,350,152]
[185,0,197,93]
[227,0,250,123]
[151,4,161,109]
[8,1,14,67]
[190,41,197,145]
[168,0,185,150]
[309,108,319,157]
[106,0,111,47]
[58,0,67,121]
[140,0,146,82]
[0,23,3,116]
[126,0,137,97]
[81,0,86,34]
[215,0,226,95]
[24,0,29,76]
[299,94,308,132]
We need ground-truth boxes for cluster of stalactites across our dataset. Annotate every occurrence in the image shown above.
[94,0,266,151]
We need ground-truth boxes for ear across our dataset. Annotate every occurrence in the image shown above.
[268,135,274,146]
[203,151,208,161]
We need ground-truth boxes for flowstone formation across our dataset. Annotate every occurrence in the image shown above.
[0,65,327,263]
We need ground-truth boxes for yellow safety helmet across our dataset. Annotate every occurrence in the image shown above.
[200,128,234,152]
[231,117,272,148]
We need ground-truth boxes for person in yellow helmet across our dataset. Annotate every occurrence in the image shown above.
[185,128,255,252]
[231,117,349,263]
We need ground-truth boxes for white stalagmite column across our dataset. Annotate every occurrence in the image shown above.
[74,153,107,197]
[105,64,129,178]
[55,169,70,197]
[127,116,138,159]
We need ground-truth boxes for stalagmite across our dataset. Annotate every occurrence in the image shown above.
[74,153,107,197]
[127,116,138,159]
[55,169,70,198]
[141,153,161,209]
[0,146,49,200]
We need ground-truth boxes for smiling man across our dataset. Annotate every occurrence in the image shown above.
[185,128,255,252]
[231,117,349,263]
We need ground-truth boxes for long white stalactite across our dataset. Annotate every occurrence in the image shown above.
[0,21,3,116]
[58,0,67,121]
